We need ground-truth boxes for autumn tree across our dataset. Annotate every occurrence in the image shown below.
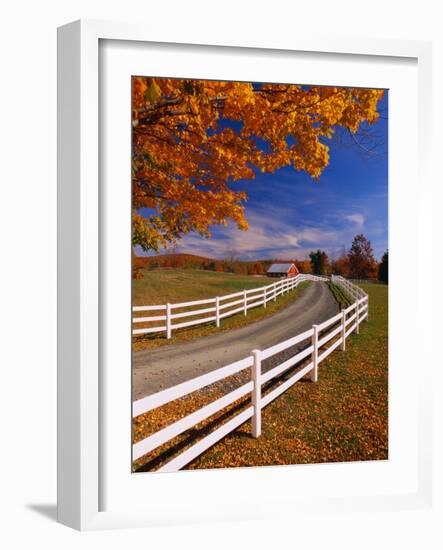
[331,254,350,277]
[169,244,180,268]
[233,262,247,275]
[132,77,384,253]
[309,250,330,275]
[348,234,377,279]
[132,249,145,279]
[378,250,388,283]
[247,261,264,275]
[255,262,265,275]
[225,247,239,273]
[294,258,312,274]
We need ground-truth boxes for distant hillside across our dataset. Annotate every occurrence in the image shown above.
[134,253,214,269]
[133,253,312,279]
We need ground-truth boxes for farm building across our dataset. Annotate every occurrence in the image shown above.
[266,263,299,278]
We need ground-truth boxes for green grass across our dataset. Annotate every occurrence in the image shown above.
[133,283,388,470]
[133,268,270,306]
[328,282,353,309]
[132,268,310,350]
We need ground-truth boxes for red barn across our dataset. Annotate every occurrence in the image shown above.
[266,263,299,278]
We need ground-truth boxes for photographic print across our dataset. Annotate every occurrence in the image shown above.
[131,77,388,473]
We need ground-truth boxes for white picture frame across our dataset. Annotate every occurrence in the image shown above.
[57,19,433,531]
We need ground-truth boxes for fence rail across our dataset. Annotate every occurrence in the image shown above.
[132,273,328,338]
[132,276,368,472]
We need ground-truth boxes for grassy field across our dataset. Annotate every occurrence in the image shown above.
[133,283,388,470]
[132,269,309,350]
[132,268,270,306]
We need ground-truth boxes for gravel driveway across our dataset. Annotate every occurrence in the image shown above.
[132,282,339,400]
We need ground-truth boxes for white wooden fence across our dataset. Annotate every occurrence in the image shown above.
[133,273,327,338]
[331,274,369,318]
[133,277,368,472]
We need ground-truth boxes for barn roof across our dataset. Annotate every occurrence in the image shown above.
[267,263,295,273]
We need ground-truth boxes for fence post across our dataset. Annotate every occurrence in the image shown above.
[273,282,277,302]
[263,287,267,308]
[243,290,247,316]
[341,309,346,351]
[251,350,262,437]
[356,300,360,335]
[166,303,172,339]
[311,324,319,382]
[366,296,369,322]
[215,296,220,328]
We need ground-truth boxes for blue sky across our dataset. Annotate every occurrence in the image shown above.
[139,88,388,262]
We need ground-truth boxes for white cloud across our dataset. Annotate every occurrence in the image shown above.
[177,210,340,260]
[344,213,365,228]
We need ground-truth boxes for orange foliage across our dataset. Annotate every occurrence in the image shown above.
[132,78,384,251]
[331,255,351,277]
[294,259,312,274]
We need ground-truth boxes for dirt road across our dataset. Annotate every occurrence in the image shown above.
[133,282,338,400]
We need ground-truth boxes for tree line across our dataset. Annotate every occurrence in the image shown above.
[309,234,388,282]
[134,234,388,282]
[133,252,273,278]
